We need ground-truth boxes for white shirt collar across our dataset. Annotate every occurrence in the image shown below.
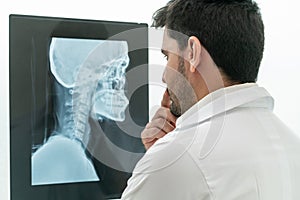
[176,83,274,129]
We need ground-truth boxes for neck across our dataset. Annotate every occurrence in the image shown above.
[53,81,92,146]
[192,49,239,101]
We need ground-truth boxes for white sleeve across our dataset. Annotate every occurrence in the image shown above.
[120,139,212,200]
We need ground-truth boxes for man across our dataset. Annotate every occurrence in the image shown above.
[121,0,300,199]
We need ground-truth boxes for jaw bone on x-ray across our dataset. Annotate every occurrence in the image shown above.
[31,37,130,185]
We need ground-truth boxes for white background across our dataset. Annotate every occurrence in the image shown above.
[1,1,299,199]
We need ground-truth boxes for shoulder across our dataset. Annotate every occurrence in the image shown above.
[121,130,212,200]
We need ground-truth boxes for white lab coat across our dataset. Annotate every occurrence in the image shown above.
[121,83,300,200]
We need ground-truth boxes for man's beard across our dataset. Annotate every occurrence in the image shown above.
[168,58,197,117]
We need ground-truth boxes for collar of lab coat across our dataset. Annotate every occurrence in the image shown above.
[175,83,274,130]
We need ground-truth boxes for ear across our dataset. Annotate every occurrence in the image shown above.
[187,36,202,73]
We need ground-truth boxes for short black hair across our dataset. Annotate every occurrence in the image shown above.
[152,0,265,83]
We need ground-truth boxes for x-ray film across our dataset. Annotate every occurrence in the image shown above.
[10,14,148,200]
[32,38,131,185]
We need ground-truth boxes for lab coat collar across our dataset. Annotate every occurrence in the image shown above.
[176,83,274,130]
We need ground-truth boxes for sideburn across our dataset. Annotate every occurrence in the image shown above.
[169,57,197,117]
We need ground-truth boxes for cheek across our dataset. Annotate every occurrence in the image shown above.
[164,59,179,81]
[166,56,179,69]
[163,66,176,86]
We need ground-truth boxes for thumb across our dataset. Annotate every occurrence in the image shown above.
[161,89,171,108]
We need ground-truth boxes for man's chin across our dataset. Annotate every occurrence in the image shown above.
[170,103,181,117]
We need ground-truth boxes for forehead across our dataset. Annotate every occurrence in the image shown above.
[162,29,180,55]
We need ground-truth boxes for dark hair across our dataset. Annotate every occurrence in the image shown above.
[152,0,265,83]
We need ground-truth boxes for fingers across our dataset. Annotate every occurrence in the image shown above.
[142,107,177,150]
[152,107,177,127]
[141,89,178,150]
[145,117,175,136]
[141,127,167,151]
[143,126,167,138]
[161,89,171,108]
[143,137,159,151]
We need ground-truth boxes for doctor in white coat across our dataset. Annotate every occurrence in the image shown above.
[121,0,300,199]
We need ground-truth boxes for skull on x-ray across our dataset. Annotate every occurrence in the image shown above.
[49,37,130,122]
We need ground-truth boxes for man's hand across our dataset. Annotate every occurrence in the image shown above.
[141,90,177,150]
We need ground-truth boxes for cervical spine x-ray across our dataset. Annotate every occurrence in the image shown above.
[31,37,130,185]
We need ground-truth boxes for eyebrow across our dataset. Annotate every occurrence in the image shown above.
[161,49,168,56]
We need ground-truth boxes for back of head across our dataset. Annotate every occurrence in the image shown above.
[152,0,265,83]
